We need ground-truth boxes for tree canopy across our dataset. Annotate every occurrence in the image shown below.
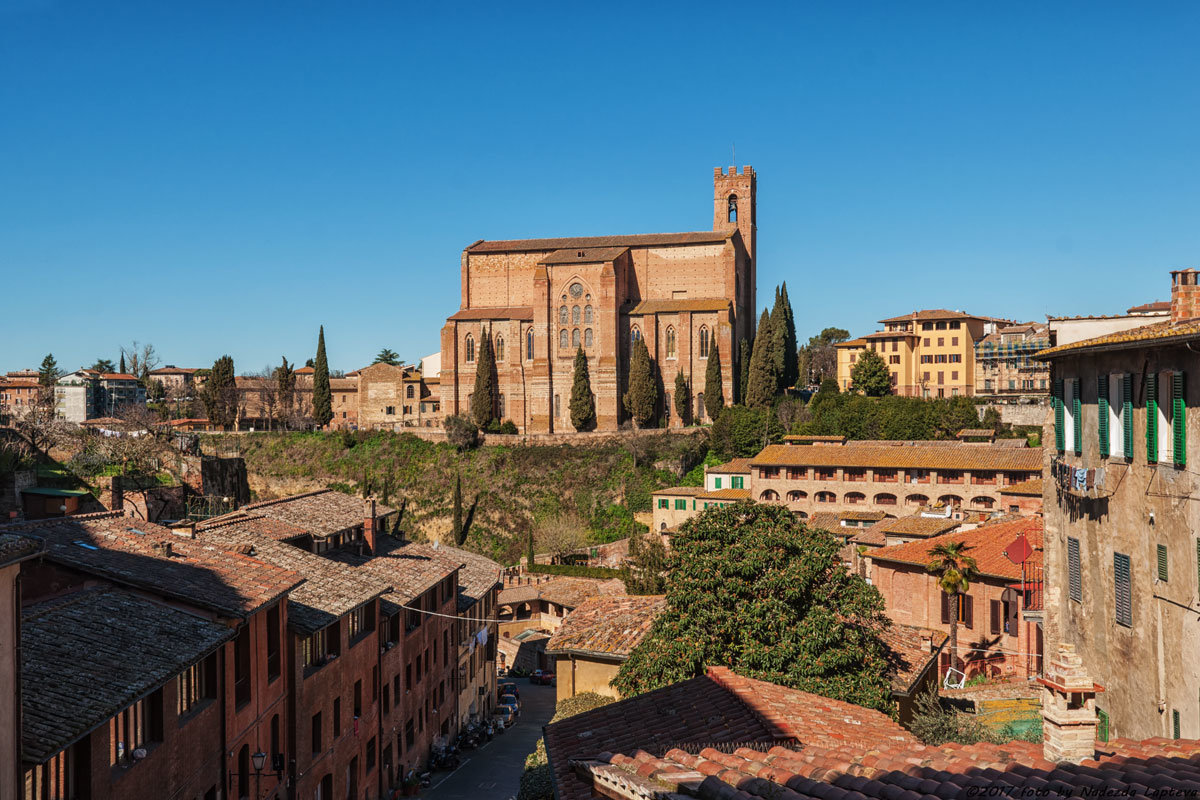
[612,502,894,711]
[798,327,850,387]
[202,355,237,430]
[673,372,691,425]
[624,337,657,427]
[375,348,401,366]
[704,340,724,421]
[470,332,497,428]
[569,347,595,431]
[850,348,892,397]
[744,308,777,408]
[90,358,116,374]
[312,326,333,427]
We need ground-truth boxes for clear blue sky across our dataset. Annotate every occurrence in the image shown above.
[3,1,1198,374]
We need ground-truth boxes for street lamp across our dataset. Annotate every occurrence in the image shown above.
[251,751,267,772]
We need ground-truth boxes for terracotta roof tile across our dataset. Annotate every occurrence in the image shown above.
[652,486,708,497]
[446,306,534,321]
[2,513,302,618]
[231,490,394,539]
[880,625,948,695]
[752,442,1043,472]
[21,587,236,763]
[437,543,502,612]
[877,309,1005,324]
[782,435,847,444]
[329,536,461,614]
[538,246,630,264]
[0,533,41,567]
[860,514,962,540]
[546,595,665,659]
[1001,477,1043,496]
[467,230,733,254]
[698,488,751,501]
[499,576,625,610]
[708,458,754,473]
[1127,301,1170,313]
[868,517,1043,580]
[1037,318,1200,358]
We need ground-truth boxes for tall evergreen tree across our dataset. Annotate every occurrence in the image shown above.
[780,282,798,389]
[274,356,296,422]
[738,339,752,405]
[623,337,657,428]
[745,309,777,408]
[526,530,535,567]
[202,355,237,430]
[90,358,116,374]
[37,354,60,408]
[312,326,333,427]
[768,295,787,393]
[569,347,596,431]
[119,353,126,374]
[452,474,465,546]
[674,372,691,425]
[470,331,497,428]
[704,340,725,421]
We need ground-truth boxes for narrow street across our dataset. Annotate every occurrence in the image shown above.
[420,680,558,800]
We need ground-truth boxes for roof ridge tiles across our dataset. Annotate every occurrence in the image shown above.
[243,488,332,509]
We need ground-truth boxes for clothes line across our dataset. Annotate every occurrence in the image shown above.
[396,602,504,625]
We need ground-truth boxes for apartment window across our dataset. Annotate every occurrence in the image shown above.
[951,337,958,346]
[713,477,722,489]
[1055,378,1080,455]
[889,355,900,365]
[731,476,744,489]
[922,323,933,331]
[657,498,668,509]
[385,405,395,416]
[332,697,342,738]
[1068,537,1082,603]
[405,720,415,750]
[266,603,281,682]
[312,712,323,754]
[1107,373,1133,459]
[1114,552,1132,627]
[674,499,686,510]
[936,321,947,330]
[1097,709,1110,743]
[940,593,973,628]
[1157,544,1169,582]
[950,321,961,329]
[937,372,944,385]
[25,749,77,800]
[923,338,930,346]
[110,690,162,765]
[354,680,363,718]
[952,371,959,381]
[234,624,251,708]
[984,380,993,390]
[949,353,961,363]
[177,653,217,717]
[348,603,375,644]
[367,737,376,771]
[464,334,475,363]
[937,338,944,347]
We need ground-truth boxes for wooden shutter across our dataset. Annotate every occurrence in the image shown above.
[990,600,1001,634]
[1173,371,1186,466]
[1054,377,1065,452]
[940,592,950,624]
[1195,538,1200,594]
[1097,708,1110,743]
[1157,543,1169,582]
[1068,537,1082,602]
[962,595,974,629]
[1123,374,1134,458]
[1098,375,1110,457]
[1114,552,1132,627]
[1147,373,1158,463]
[1072,379,1083,455]
[1174,709,1181,740]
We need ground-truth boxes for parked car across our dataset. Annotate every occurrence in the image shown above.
[530,670,556,686]
[496,705,517,727]
[498,681,519,700]
[499,693,521,715]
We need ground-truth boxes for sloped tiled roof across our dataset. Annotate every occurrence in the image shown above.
[880,624,948,695]
[22,588,235,762]
[330,536,461,614]
[0,533,41,567]
[752,442,1043,471]
[625,298,732,315]
[1036,318,1200,359]
[232,490,395,539]
[1127,301,1170,313]
[2,513,302,618]
[498,576,622,610]
[958,428,996,438]
[651,486,707,497]
[539,246,629,264]
[782,434,846,444]
[202,514,311,542]
[877,309,999,324]
[196,517,392,634]
[545,595,665,659]
[860,514,962,540]
[467,230,733,254]
[868,517,1043,580]
[698,488,751,501]
[446,306,534,322]
[1001,477,1044,496]
[707,457,753,473]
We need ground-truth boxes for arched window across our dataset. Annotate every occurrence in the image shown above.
[660,522,667,531]
[572,329,580,348]
[498,394,505,419]
[696,392,704,418]
[631,326,642,344]
[759,489,779,502]
[938,495,963,508]
[465,334,475,363]
[905,493,929,506]
[584,305,593,324]
[495,335,505,361]
[571,306,581,325]
[699,326,709,358]
[559,329,568,349]
[526,328,534,360]
[845,492,866,505]
[796,510,808,519]
[972,495,996,509]
[786,490,807,502]
[874,493,898,506]
[406,385,415,399]
[665,327,676,358]
[816,491,836,504]
[728,194,738,223]
[584,328,593,348]
[559,306,568,325]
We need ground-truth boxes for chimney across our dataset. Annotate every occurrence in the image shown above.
[364,499,377,555]
[111,475,124,513]
[1170,269,1200,324]
[1039,643,1103,764]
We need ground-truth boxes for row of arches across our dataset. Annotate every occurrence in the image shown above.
[629,325,711,359]
[464,323,714,363]
[559,328,594,350]
[757,490,997,510]
[559,304,594,325]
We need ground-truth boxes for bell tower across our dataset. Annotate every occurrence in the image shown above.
[713,165,756,267]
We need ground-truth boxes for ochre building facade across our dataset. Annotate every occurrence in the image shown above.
[439,167,758,432]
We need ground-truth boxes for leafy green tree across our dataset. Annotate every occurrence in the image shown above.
[612,503,894,711]
[709,404,785,460]
[312,326,333,427]
[470,332,497,428]
[375,348,400,366]
[90,358,116,374]
[738,339,752,404]
[850,348,892,397]
[673,372,691,425]
[779,283,798,389]
[703,340,724,421]
[274,356,296,424]
[623,337,657,428]
[927,541,978,674]
[202,355,237,430]
[799,327,850,387]
[444,414,479,450]
[624,525,668,594]
[569,347,595,431]
[744,309,777,408]
[452,473,465,546]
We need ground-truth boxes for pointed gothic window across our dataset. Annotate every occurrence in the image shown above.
[727,194,738,223]
[526,328,534,360]
[584,305,593,324]
[559,306,568,325]
[631,326,641,344]
[572,328,580,348]
[495,335,504,361]
[559,329,568,349]
[699,326,709,358]
[465,334,475,363]
[666,327,677,359]
[571,306,581,325]
[584,328,593,348]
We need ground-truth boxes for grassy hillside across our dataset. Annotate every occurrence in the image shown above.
[228,430,708,565]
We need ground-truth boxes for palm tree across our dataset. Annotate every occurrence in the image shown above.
[926,540,978,678]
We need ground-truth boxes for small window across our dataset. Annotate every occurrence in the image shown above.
[559,306,568,325]
[698,326,710,358]
[674,498,686,510]
[1068,537,1082,602]
[631,326,641,344]
[657,498,668,509]
[571,305,581,325]
[1158,543,1169,582]
[495,335,505,361]
[584,305,593,324]
[584,328,593,348]
[559,329,568,349]
[572,328,580,348]
[465,334,475,363]
[666,327,676,359]
[1114,552,1132,627]
[526,328,534,360]
[406,385,415,399]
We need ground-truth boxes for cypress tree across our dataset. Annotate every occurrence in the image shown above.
[738,339,752,406]
[452,474,465,545]
[119,353,126,374]
[769,290,788,393]
[37,353,60,408]
[569,347,596,431]
[312,326,333,427]
[623,337,657,428]
[526,530,535,567]
[470,331,497,428]
[674,372,691,425]
[275,356,296,423]
[745,308,777,408]
[780,282,798,389]
[704,340,725,420]
[202,355,237,430]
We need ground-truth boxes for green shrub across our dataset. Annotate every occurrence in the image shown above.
[445,415,480,450]
[527,563,624,580]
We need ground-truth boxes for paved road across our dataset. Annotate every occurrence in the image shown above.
[421,680,557,800]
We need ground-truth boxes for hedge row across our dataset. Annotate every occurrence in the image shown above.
[526,563,625,580]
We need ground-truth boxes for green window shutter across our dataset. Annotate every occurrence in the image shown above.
[1174,371,1186,466]
[1072,380,1083,455]
[1123,374,1134,458]
[1158,543,1169,582]
[1054,377,1065,452]
[1146,373,1158,463]
[1097,708,1110,743]
[1114,552,1132,627]
[1068,537,1082,602]
[1098,375,1110,457]
[714,477,721,489]
[1174,709,1181,740]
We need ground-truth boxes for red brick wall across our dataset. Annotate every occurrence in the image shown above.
[225,602,288,800]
